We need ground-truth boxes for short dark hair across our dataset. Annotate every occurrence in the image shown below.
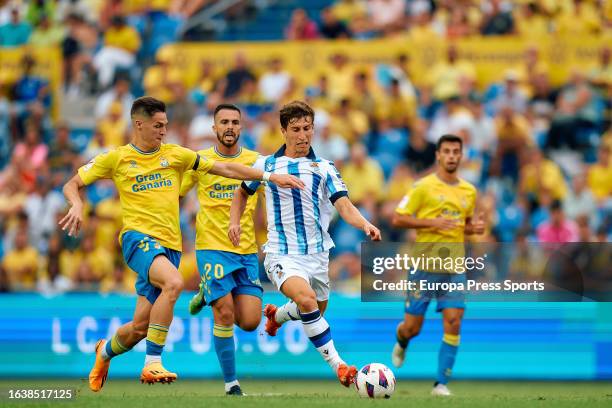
[550,199,563,211]
[436,134,463,151]
[130,97,166,119]
[214,103,241,118]
[279,100,315,129]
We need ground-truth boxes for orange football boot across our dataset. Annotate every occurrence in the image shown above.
[263,304,282,336]
[336,363,357,387]
[89,339,110,392]
[140,362,178,385]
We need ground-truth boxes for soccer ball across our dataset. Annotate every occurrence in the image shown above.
[354,363,396,399]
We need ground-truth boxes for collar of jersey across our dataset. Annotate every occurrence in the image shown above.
[129,143,160,155]
[214,146,242,158]
[434,173,460,186]
[273,144,316,160]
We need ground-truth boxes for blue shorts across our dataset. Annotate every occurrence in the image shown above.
[405,270,466,316]
[122,231,181,304]
[196,250,263,304]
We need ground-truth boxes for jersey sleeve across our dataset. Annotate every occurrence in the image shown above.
[241,155,266,195]
[78,150,118,185]
[179,169,198,197]
[176,146,215,174]
[323,161,348,204]
[195,153,215,174]
[395,183,423,216]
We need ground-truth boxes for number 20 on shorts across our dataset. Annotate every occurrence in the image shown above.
[204,263,224,280]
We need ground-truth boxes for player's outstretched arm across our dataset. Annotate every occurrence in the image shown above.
[392,213,457,231]
[59,174,86,237]
[209,162,305,189]
[334,196,382,241]
[228,186,249,247]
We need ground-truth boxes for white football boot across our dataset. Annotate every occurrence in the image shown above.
[391,343,406,368]
[431,383,452,396]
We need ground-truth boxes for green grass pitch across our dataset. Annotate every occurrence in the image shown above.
[1,379,610,408]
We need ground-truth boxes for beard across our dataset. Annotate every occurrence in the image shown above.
[443,162,459,173]
[217,131,240,148]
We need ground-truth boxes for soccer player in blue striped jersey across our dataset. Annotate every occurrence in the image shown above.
[229,101,382,388]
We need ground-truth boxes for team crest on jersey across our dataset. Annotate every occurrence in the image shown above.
[438,195,445,202]
[129,160,137,168]
[160,157,169,167]
[461,198,467,208]
[310,162,319,168]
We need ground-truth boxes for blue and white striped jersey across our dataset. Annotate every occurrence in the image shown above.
[242,145,348,255]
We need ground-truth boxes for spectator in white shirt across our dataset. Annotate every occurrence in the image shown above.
[258,58,293,103]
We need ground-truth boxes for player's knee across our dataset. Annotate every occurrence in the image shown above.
[294,290,317,312]
[162,276,184,302]
[444,316,461,333]
[214,304,235,326]
[238,315,261,332]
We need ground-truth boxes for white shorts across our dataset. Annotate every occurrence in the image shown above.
[264,251,330,301]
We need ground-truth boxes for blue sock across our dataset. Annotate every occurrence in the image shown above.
[213,324,236,383]
[437,333,459,385]
[144,323,168,365]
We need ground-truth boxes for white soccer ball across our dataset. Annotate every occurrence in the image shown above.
[354,363,396,399]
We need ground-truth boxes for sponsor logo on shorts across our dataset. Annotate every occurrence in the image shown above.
[269,263,284,280]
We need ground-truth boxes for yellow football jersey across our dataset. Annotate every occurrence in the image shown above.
[396,173,477,243]
[78,143,215,251]
[180,147,259,254]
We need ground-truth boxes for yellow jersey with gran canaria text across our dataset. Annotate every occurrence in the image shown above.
[180,146,259,254]
[396,173,476,243]
[78,143,215,251]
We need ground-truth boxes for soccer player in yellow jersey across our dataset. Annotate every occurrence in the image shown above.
[59,97,303,392]
[390,134,485,397]
[180,104,261,396]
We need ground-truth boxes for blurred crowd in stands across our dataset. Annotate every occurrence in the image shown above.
[286,0,612,40]
[0,0,610,295]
